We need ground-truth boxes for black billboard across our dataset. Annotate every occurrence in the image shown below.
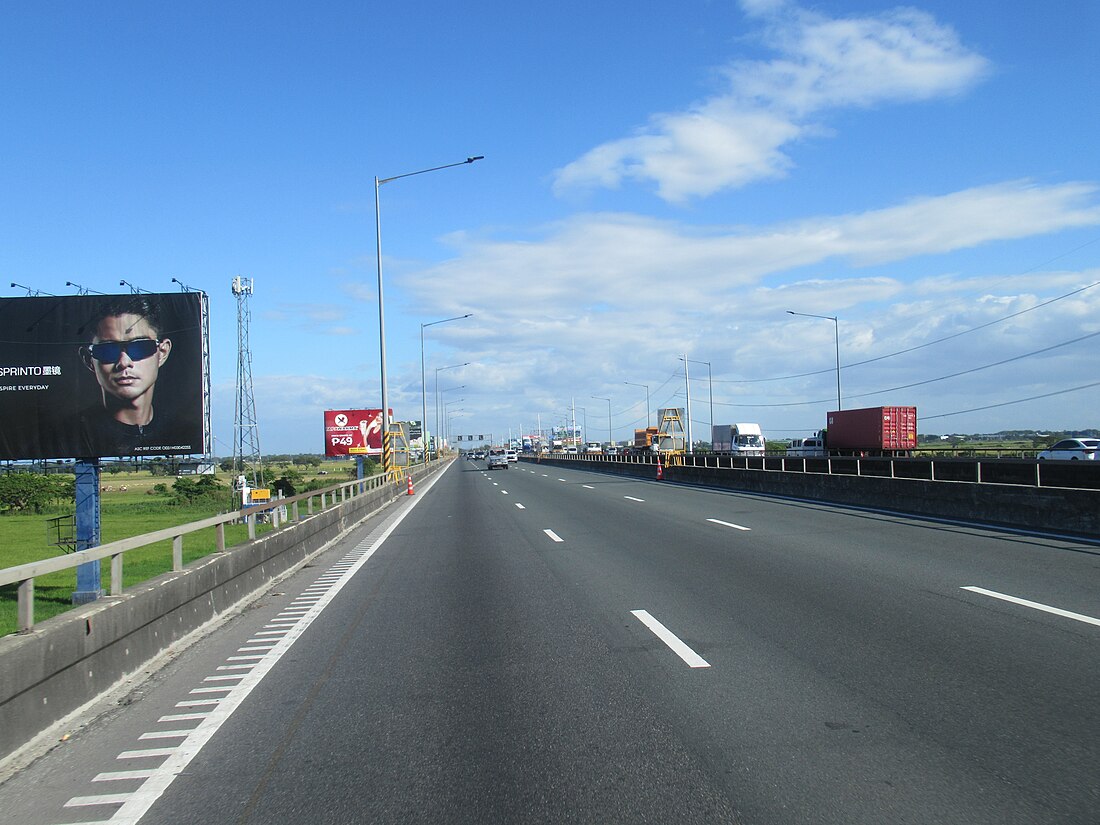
[0,293,206,460]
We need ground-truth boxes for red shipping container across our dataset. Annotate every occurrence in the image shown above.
[826,406,917,452]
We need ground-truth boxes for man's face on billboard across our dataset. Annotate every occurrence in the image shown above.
[86,313,172,405]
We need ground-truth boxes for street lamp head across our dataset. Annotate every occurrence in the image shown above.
[466,156,484,164]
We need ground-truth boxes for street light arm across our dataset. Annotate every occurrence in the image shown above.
[379,156,485,185]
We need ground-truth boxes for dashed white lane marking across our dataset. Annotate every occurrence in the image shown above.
[582,484,594,489]
[541,474,548,477]
[558,478,567,482]
[94,770,155,782]
[515,503,525,509]
[631,610,711,669]
[624,495,645,502]
[707,518,752,531]
[66,793,134,807]
[501,490,509,495]
[544,529,564,543]
[961,586,1100,627]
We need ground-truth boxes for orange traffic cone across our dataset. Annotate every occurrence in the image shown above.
[656,455,664,480]
[407,476,415,496]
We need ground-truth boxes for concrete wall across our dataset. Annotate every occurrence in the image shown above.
[529,457,1100,539]
[0,464,440,764]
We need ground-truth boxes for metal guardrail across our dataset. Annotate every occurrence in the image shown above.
[537,452,1100,491]
[0,473,391,633]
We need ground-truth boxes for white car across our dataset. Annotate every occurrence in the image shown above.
[786,436,827,457]
[1037,438,1099,460]
[506,449,518,463]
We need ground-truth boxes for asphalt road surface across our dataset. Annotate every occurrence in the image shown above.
[2,458,1099,824]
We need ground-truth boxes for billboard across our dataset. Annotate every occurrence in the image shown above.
[324,409,392,457]
[0,293,206,460]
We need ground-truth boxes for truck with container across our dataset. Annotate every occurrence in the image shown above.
[633,427,660,453]
[711,423,766,457]
[822,406,917,456]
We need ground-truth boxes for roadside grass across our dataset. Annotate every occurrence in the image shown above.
[0,462,362,637]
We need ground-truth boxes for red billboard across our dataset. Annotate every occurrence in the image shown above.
[324,409,392,457]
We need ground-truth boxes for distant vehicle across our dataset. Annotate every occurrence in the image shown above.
[487,449,510,469]
[1037,438,1099,460]
[712,423,766,457]
[634,427,660,452]
[824,406,917,456]
[506,449,518,463]
[565,445,578,454]
[786,436,827,457]
[584,442,602,454]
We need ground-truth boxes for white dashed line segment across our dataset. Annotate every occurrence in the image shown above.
[707,518,751,531]
[961,586,1100,627]
[631,609,711,668]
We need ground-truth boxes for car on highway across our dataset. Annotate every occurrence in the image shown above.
[1037,438,1100,460]
[486,449,510,469]
[506,449,518,463]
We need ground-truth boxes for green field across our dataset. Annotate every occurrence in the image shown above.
[0,461,362,636]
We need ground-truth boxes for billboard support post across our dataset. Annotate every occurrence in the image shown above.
[72,460,103,605]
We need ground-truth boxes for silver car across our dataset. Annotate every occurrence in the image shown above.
[486,449,510,469]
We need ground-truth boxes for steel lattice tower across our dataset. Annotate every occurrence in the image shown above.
[232,276,263,485]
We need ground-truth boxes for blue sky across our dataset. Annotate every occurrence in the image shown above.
[3,0,1099,453]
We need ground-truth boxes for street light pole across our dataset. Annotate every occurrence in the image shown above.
[681,358,712,446]
[434,363,468,457]
[786,310,841,410]
[592,396,612,446]
[439,386,465,453]
[375,156,483,476]
[421,314,471,464]
[624,381,650,429]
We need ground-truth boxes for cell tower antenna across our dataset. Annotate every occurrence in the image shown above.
[232,276,263,485]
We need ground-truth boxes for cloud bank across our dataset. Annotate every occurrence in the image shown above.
[553,2,991,202]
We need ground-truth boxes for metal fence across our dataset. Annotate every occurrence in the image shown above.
[542,452,1100,491]
[0,473,390,632]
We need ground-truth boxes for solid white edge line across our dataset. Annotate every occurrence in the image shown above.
[631,609,710,668]
[107,464,450,825]
[707,518,751,531]
[961,586,1100,627]
[543,529,564,543]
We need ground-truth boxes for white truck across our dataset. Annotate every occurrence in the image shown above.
[711,423,766,457]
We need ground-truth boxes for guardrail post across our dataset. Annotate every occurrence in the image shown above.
[216,522,226,553]
[111,553,123,595]
[172,535,183,571]
[247,513,256,540]
[18,578,33,632]
[293,501,300,521]
[272,504,280,529]
[320,492,326,509]
[307,495,314,515]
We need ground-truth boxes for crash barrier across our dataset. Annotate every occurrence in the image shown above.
[0,461,447,764]
[530,454,1100,539]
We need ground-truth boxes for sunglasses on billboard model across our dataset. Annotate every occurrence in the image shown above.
[84,338,162,363]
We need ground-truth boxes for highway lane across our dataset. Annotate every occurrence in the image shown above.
[1,458,1098,823]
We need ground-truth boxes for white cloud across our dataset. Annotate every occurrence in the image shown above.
[401,180,1100,436]
[553,2,991,202]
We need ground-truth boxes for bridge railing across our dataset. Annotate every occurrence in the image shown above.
[0,473,390,633]
[537,452,1100,491]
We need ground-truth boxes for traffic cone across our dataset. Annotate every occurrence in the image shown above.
[407,476,415,496]
[656,454,664,480]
